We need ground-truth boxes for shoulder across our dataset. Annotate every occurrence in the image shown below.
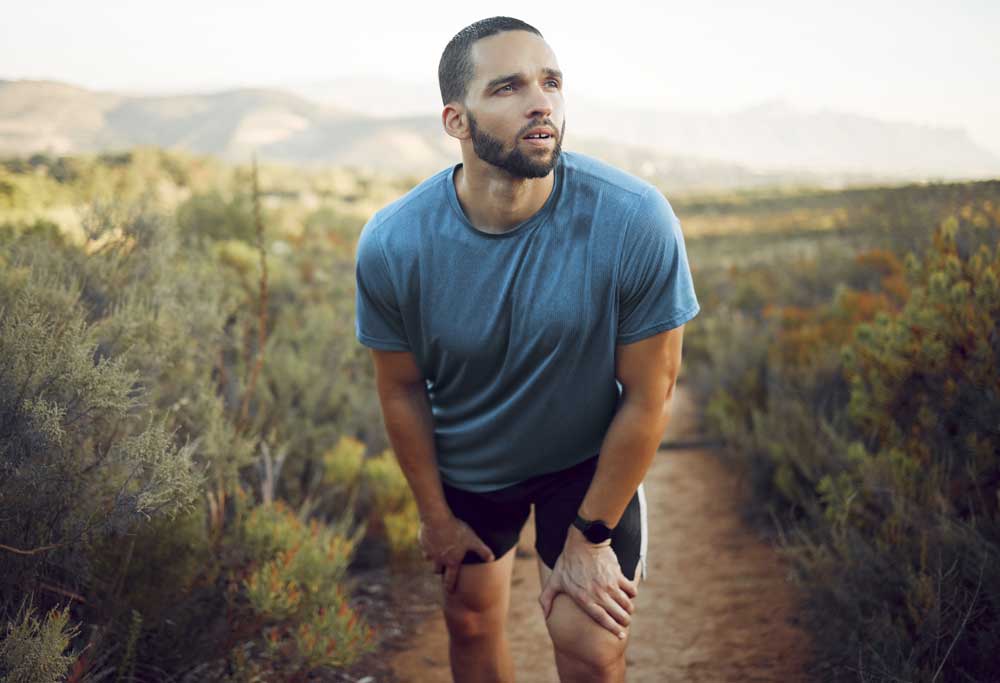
[560,151,679,239]
[359,165,454,250]
[560,151,665,208]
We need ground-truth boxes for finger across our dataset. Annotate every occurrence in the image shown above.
[444,563,461,593]
[538,580,557,619]
[600,593,632,627]
[611,586,635,615]
[619,573,639,598]
[472,537,495,563]
[456,522,495,563]
[581,598,627,640]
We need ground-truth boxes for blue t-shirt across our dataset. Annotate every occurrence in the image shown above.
[354,151,700,492]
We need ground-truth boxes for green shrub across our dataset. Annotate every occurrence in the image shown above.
[0,598,79,683]
[0,287,203,596]
[362,451,421,565]
[322,436,366,492]
[0,184,387,679]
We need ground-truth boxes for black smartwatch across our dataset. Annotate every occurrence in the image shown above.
[572,513,614,544]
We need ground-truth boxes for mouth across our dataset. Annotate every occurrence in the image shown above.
[522,127,557,147]
[522,126,556,140]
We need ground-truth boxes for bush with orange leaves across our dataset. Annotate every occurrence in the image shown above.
[764,247,909,370]
[789,216,1000,682]
[236,498,374,673]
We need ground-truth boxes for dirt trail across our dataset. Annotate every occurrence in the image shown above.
[388,386,812,682]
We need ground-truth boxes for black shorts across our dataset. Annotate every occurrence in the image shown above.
[441,454,649,581]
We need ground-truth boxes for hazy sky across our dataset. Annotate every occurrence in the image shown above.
[3,0,999,154]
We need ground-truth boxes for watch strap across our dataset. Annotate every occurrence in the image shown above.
[573,513,614,543]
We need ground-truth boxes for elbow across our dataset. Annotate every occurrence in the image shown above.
[659,385,676,425]
[376,376,427,403]
[664,376,678,404]
[654,371,679,409]
[655,377,678,427]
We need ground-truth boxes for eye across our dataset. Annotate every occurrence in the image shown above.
[495,83,514,94]
[545,79,561,88]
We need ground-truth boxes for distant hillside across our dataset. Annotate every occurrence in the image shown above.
[570,98,1000,179]
[3,79,996,192]
[291,78,1000,181]
[0,80,124,154]
[0,79,356,159]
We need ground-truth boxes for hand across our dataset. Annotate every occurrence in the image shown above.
[418,514,495,593]
[538,527,638,639]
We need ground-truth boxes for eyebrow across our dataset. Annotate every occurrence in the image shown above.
[483,68,563,92]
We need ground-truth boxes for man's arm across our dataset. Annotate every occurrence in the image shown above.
[538,325,684,635]
[370,348,451,521]
[369,348,494,590]
[578,324,684,526]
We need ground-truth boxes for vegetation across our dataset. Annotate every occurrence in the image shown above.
[2,146,997,680]
[0,150,419,681]
[682,179,1000,681]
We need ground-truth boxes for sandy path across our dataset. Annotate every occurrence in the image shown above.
[388,386,812,682]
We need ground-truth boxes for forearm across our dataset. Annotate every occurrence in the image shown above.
[378,386,452,523]
[577,391,674,527]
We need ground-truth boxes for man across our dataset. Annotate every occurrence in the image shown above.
[354,16,699,683]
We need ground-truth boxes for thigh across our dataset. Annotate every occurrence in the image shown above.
[537,558,633,667]
[443,544,518,633]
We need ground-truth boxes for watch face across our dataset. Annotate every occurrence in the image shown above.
[584,522,613,544]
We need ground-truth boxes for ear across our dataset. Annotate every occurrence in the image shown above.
[442,103,469,141]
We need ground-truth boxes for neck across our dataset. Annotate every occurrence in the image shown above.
[454,152,555,234]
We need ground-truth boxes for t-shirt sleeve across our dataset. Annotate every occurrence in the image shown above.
[616,187,700,344]
[354,221,411,351]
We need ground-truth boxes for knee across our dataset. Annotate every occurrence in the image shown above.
[444,596,505,642]
[545,594,628,671]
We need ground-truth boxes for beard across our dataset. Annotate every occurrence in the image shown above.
[467,112,565,179]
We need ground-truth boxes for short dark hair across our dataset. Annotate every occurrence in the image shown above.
[438,17,543,106]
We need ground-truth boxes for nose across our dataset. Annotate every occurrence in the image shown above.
[525,83,554,120]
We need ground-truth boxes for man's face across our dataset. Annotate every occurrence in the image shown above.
[462,30,566,178]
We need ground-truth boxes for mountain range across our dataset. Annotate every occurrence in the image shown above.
[2,78,998,192]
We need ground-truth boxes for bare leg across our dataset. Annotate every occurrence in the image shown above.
[443,545,518,683]
[537,559,635,683]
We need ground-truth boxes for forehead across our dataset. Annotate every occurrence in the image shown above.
[468,30,560,84]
